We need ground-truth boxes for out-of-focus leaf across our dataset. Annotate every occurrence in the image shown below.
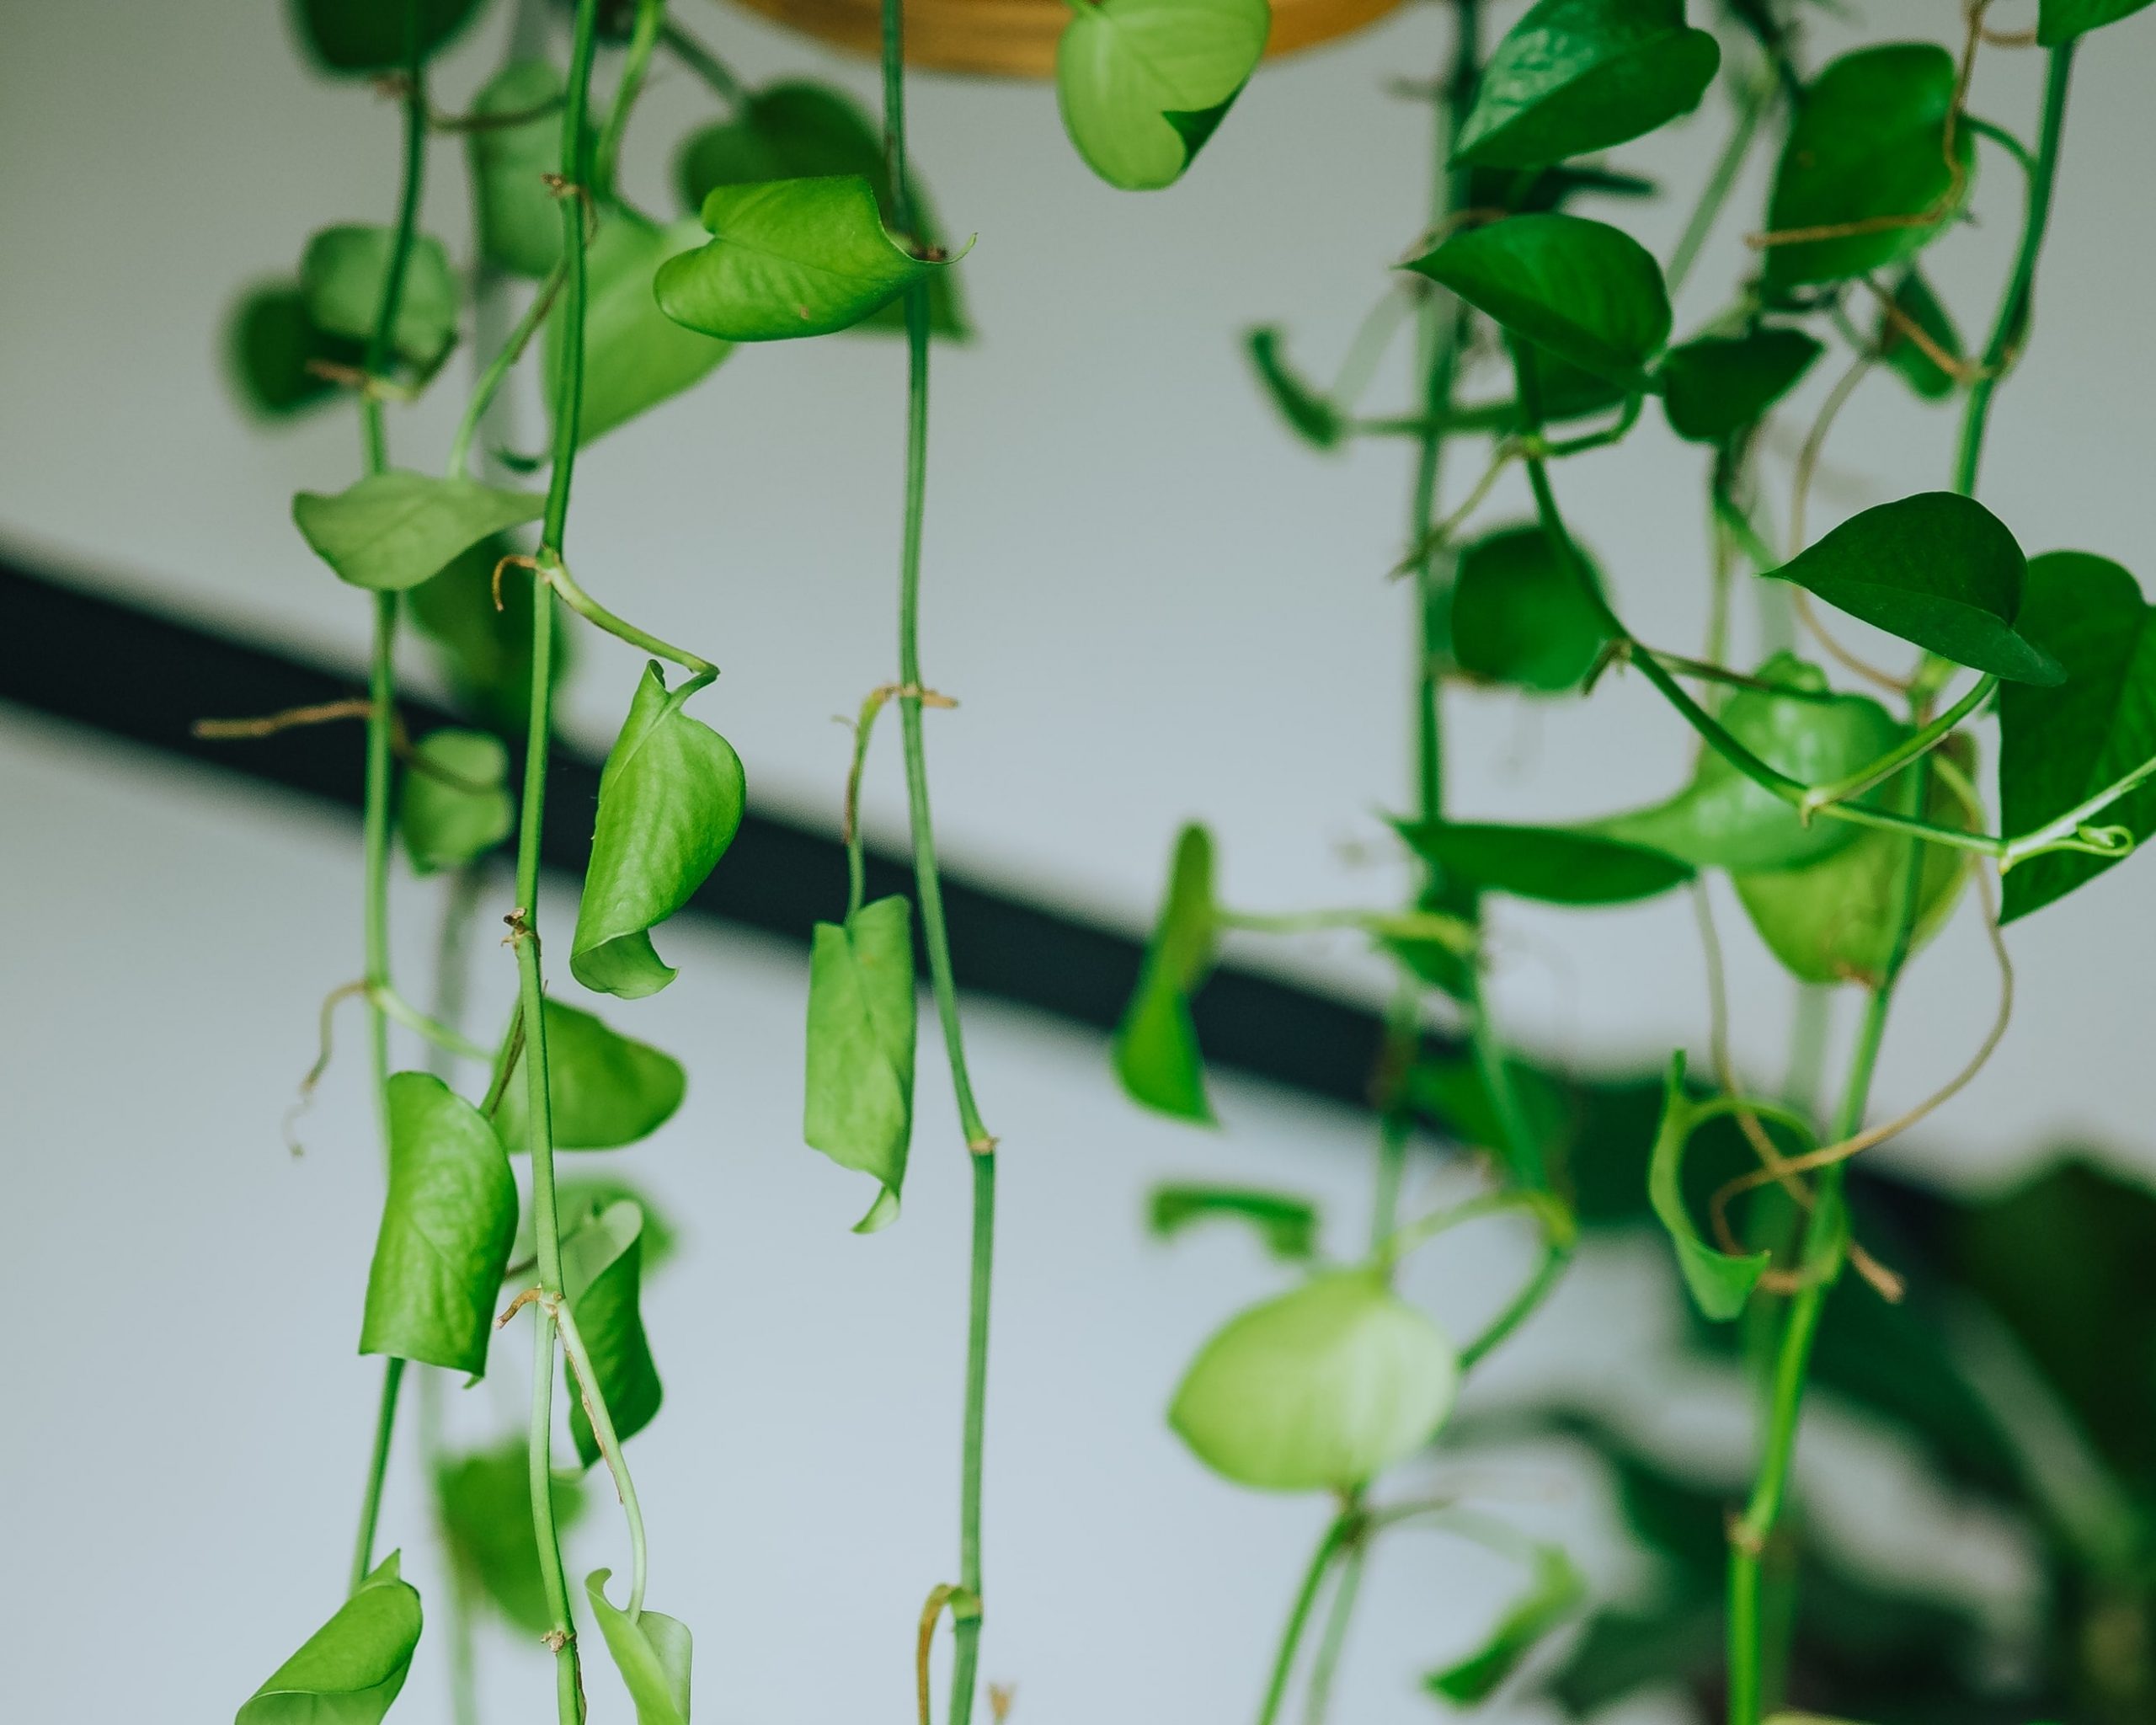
[495,998,687,1152]
[1397,820,1692,906]
[1054,0,1269,190]
[515,1178,681,1277]
[1449,522,1610,692]
[1113,824,1219,1122]
[1646,1055,1770,1320]
[2039,0,2156,44]
[301,226,461,367]
[1426,1542,1586,1702]
[1876,268,1961,402]
[294,473,544,593]
[226,282,367,419]
[804,895,916,1233]
[235,1551,422,1724]
[288,0,486,74]
[435,1442,587,1636]
[563,1199,663,1469]
[399,729,513,874]
[586,1570,692,1725]
[1463,161,1659,216]
[1148,1184,1320,1262]
[1246,327,1343,450]
[407,534,570,735]
[1657,327,1822,443]
[1406,1054,1569,1175]
[467,60,570,279]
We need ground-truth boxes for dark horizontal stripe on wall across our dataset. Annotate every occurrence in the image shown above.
[0,551,1388,1109]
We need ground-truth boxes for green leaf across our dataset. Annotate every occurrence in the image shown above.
[1113,824,1219,1122]
[1246,328,1343,451]
[360,1071,519,1376]
[1647,1056,1769,1321]
[1396,821,1692,905]
[1876,268,1961,402]
[563,1199,664,1470]
[1426,1542,1587,1702]
[1762,44,1973,290]
[435,1443,588,1636]
[288,0,485,74]
[226,282,366,419]
[1406,1055,1568,1173]
[294,472,545,593]
[1463,160,1660,216]
[2039,0,2156,43]
[585,1571,692,1725]
[236,1551,422,1724]
[300,225,461,368]
[571,664,746,1000]
[1657,327,1822,443]
[1406,214,1670,382]
[399,729,514,875]
[518,1178,681,1276]
[1148,1184,1320,1262]
[1593,653,1899,870]
[495,999,688,1152]
[1054,0,1270,191]
[1170,1269,1459,1493]
[467,61,571,279]
[1999,552,2156,921]
[804,895,917,1233]
[675,80,969,339]
[654,177,948,342]
[1454,0,1721,169]
[547,212,732,446]
[1769,491,2061,684]
[407,535,572,735]
[1449,522,1610,692]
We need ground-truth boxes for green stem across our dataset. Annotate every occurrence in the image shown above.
[446,259,566,480]
[555,1296,650,1616]
[349,1356,407,1593]
[1256,1513,1353,1725]
[543,558,717,685]
[592,0,664,199]
[1465,964,1542,1188]
[1299,1543,1366,1725]
[369,982,494,1063]
[1799,673,1994,814]
[1664,69,1769,301]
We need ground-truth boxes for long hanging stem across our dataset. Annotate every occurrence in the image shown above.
[1663,69,1769,302]
[1256,1512,1354,1725]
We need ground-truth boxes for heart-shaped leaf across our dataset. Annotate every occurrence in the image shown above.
[571,664,746,1000]
[1762,45,1972,290]
[1426,1542,1587,1702]
[1454,0,1721,169]
[1246,327,1344,450]
[562,1199,664,1470]
[399,729,514,875]
[294,472,544,593]
[1999,553,2156,922]
[1647,1057,1769,1321]
[1406,214,1671,382]
[495,999,687,1152]
[360,1071,519,1376]
[435,1443,588,1636]
[1397,821,1693,905]
[236,1551,422,1724]
[1657,327,1822,444]
[1055,0,1271,191]
[1769,492,2060,684]
[586,1570,693,1725]
[2039,0,2156,42]
[1113,824,1219,1122]
[1170,1269,1460,1493]
[290,0,485,74]
[467,61,572,279]
[804,895,917,1234]
[301,225,461,368]
[1876,268,1962,402]
[408,536,572,735]
[654,176,949,342]
[547,212,732,446]
[226,281,366,419]
[1149,1184,1320,1262]
[1449,522,1611,692]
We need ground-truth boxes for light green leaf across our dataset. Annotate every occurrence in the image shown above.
[1647,1055,1769,1321]
[1999,553,2156,922]
[1055,0,1271,191]
[468,60,571,279]
[1170,1269,1459,1493]
[1246,327,1344,450]
[1113,824,1219,1122]
[1769,492,2060,684]
[1657,327,1822,444]
[1427,1542,1587,1702]
[301,225,461,367]
[1454,0,1721,169]
[1449,522,1610,693]
[571,664,746,1000]
[516,1178,682,1276]
[1149,1184,1319,1262]
[654,177,947,342]
[360,1071,519,1376]
[495,999,687,1152]
[1876,268,1962,402]
[2039,0,2156,43]
[1762,45,1972,290]
[399,729,513,875]
[294,471,544,593]
[235,1551,422,1724]
[407,534,572,736]
[586,1570,692,1725]
[435,1443,588,1636]
[225,280,366,419]
[804,895,917,1233]
[563,1199,663,1470]
[1397,820,1692,905]
[1406,214,1670,382]
[289,0,485,74]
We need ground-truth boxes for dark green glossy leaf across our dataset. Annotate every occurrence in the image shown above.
[287,0,485,74]
[1426,1542,1586,1702]
[301,226,461,368]
[294,472,544,593]
[1113,824,1219,1122]
[804,895,916,1234]
[467,60,569,279]
[1876,268,1961,402]
[1657,327,1822,443]
[1769,492,2060,684]
[496,999,687,1152]
[1246,328,1343,451]
[399,729,513,874]
[1647,1056,1769,1320]
[1763,45,1973,289]
[1999,552,2156,922]
[1449,522,1610,692]
[435,1442,588,1636]
[1054,0,1269,190]
[1171,1269,1459,1493]
[518,1178,681,1276]
[586,1571,692,1725]
[236,1551,422,1724]
[1454,0,1721,169]
[2040,0,2156,42]
[1465,161,1659,216]
[407,535,571,735]
[1397,820,1692,905]
[571,664,746,1000]
[563,1199,663,1469]
[1149,1184,1319,1262]
[547,212,732,446]
[1406,214,1670,382]
[360,1072,519,1375]
[654,177,947,342]
[675,80,968,338]
[226,282,366,419]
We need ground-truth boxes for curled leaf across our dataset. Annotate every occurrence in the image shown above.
[517,1178,682,1276]
[293,472,544,593]
[235,1551,421,1724]
[1113,824,1219,1122]
[300,225,461,368]
[563,1199,664,1469]
[495,999,687,1152]
[1647,1055,1770,1321]
[399,729,513,875]
[1055,0,1270,191]
[804,895,917,1232]
[1149,1184,1320,1262]
[586,1570,692,1725]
